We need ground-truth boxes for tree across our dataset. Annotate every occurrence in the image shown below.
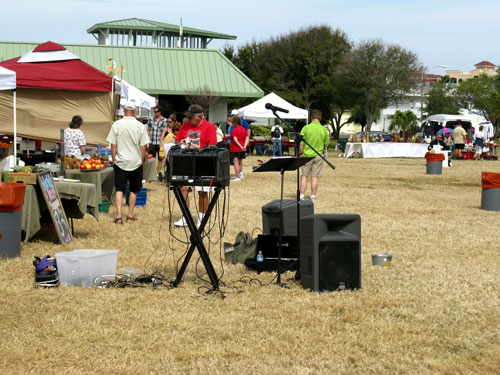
[238,25,351,119]
[184,85,220,121]
[338,39,422,131]
[388,110,418,135]
[455,74,500,128]
[347,105,380,132]
[424,80,460,116]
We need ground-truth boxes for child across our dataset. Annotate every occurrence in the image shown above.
[229,115,249,181]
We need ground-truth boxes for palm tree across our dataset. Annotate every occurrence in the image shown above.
[388,110,418,137]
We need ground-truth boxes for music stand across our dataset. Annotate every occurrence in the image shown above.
[253,156,313,286]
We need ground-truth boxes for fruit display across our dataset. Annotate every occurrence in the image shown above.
[79,156,109,170]
[12,165,50,173]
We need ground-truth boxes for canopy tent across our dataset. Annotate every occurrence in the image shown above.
[0,67,16,159]
[0,41,115,146]
[233,92,308,119]
[115,77,156,114]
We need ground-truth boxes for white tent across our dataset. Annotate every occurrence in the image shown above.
[114,77,156,115]
[233,92,308,119]
[0,66,16,160]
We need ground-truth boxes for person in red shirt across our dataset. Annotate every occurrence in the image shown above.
[229,115,249,181]
[174,104,217,227]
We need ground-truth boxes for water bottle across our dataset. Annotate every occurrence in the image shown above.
[256,251,264,262]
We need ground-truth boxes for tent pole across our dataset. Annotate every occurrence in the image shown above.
[13,89,17,164]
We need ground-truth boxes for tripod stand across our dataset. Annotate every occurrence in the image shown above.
[171,185,222,291]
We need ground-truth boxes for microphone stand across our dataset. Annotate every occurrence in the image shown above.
[271,109,336,281]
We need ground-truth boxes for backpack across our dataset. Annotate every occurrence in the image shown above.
[224,232,257,264]
[272,126,281,139]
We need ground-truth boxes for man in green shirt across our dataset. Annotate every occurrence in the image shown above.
[299,109,329,201]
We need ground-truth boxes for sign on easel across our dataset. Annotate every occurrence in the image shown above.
[37,172,72,245]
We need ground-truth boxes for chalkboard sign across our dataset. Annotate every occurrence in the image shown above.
[37,172,72,245]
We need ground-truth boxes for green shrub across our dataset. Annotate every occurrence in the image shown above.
[251,125,272,136]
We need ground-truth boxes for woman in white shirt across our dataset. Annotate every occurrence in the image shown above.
[474,125,485,160]
[64,115,87,158]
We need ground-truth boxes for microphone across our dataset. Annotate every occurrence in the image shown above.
[265,103,289,114]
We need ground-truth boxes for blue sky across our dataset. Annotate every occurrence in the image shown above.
[2,0,499,74]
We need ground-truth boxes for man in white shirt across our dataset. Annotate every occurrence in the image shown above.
[270,119,284,157]
[106,100,150,223]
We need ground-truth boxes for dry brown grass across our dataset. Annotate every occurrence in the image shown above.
[1,155,500,374]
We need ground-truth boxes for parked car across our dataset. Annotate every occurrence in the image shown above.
[351,131,393,142]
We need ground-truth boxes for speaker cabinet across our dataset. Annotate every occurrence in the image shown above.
[300,214,361,291]
[262,199,314,237]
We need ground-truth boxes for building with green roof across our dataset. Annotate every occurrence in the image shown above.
[87,18,236,49]
[0,18,263,122]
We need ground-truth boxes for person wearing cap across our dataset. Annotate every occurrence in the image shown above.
[146,105,168,181]
[173,104,217,227]
[106,100,150,224]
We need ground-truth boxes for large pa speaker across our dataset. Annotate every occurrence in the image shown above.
[262,199,314,237]
[300,214,361,292]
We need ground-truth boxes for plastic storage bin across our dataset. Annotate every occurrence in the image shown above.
[0,182,26,258]
[125,187,147,207]
[55,249,119,287]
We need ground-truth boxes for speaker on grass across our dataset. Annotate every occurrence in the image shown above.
[300,214,361,292]
[262,199,314,237]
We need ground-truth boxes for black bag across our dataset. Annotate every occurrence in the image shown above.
[272,126,281,139]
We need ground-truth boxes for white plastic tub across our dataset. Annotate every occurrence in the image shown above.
[55,249,119,287]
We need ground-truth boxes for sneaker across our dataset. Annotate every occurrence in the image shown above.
[310,195,316,201]
[232,178,241,182]
[300,194,305,201]
[174,217,188,227]
[33,255,59,287]
[240,172,244,179]
[158,172,163,182]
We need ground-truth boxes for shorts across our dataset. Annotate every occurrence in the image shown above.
[455,143,465,150]
[149,144,161,158]
[300,156,324,176]
[114,165,143,193]
[230,151,246,160]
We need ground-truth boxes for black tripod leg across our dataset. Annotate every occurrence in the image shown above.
[172,187,221,290]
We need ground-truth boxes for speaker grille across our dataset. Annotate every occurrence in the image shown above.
[318,241,360,291]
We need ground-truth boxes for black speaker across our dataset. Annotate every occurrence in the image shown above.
[262,199,314,237]
[300,214,361,291]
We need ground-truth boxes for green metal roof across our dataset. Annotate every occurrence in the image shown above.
[87,18,236,40]
[0,41,263,98]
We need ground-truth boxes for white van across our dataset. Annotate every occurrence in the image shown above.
[420,114,477,139]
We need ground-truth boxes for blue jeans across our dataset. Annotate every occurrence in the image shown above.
[273,139,282,157]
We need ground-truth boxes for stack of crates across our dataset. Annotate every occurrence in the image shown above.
[125,187,147,207]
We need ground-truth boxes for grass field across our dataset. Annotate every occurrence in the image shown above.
[1,155,499,374]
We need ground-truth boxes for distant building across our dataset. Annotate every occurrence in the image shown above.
[446,61,497,85]
[87,18,236,49]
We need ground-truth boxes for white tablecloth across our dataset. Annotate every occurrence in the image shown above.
[344,142,429,158]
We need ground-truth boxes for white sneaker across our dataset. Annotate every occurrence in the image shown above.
[232,178,241,182]
[300,194,305,201]
[310,195,316,201]
[240,172,244,179]
[174,217,188,227]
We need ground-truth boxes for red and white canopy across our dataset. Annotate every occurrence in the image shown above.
[0,66,16,90]
[0,41,112,91]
